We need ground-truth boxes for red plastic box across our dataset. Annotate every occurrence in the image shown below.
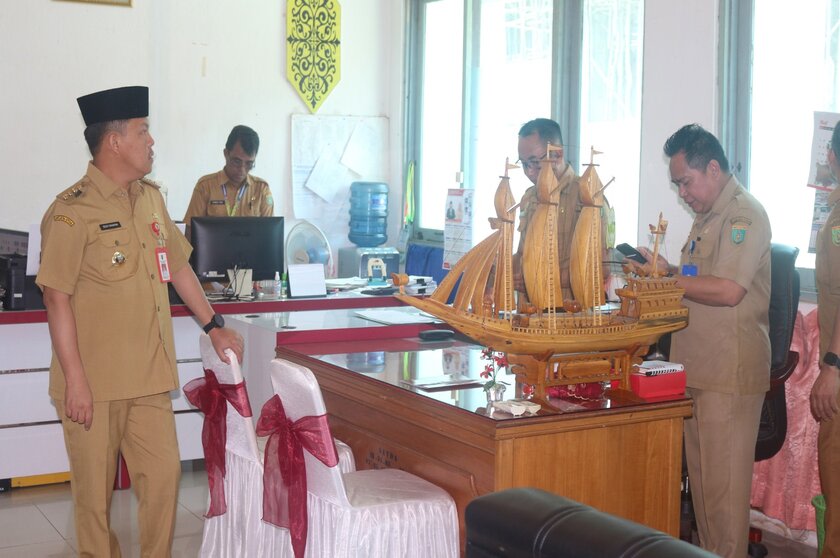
[629,371,686,398]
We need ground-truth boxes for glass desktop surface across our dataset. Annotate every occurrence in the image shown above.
[228,306,440,332]
[305,345,658,419]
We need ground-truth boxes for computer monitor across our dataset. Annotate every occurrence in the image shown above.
[189,216,284,282]
[0,228,28,256]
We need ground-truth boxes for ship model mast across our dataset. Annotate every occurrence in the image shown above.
[396,149,688,400]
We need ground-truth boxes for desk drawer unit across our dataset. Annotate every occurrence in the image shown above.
[0,316,208,484]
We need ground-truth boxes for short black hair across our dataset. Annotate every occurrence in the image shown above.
[663,123,730,174]
[832,122,840,161]
[226,125,260,155]
[83,120,128,156]
[519,118,563,146]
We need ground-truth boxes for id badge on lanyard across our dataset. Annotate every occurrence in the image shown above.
[682,238,698,276]
[151,218,171,283]
[222,183,247,217]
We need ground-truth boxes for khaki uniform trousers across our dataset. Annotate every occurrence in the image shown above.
[56,392,181,558]
[684,387,764,558]
[820,400,840,558]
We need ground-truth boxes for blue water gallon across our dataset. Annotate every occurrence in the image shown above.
[348,181,388,247]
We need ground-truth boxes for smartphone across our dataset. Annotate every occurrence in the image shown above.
[616,243,648,264]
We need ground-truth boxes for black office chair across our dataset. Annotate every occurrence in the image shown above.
[748,243,800,558]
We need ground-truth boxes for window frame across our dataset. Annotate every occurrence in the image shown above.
[404,0,584,244]
[720,0,818,298]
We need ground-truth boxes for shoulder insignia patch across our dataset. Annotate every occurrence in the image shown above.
[832,226,840,246]
[731,224,747,245]
[54,215,75,227]
[58,183,86,202]
[265,194,274,206]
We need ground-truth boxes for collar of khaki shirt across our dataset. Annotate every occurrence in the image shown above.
[85,162,143,201]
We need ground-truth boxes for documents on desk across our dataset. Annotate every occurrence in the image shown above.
[354,308,441,325]
[325,277,370,291]
[402,374,482,391]
[633,360,684,376]
[325,275,436,295]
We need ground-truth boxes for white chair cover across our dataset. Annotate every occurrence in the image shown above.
[195,335,355,557]
[267,358,460,557]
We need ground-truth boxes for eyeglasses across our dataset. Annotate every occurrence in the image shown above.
[516,153,548,171]
[229,157,256,170]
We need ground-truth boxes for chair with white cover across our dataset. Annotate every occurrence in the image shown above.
[259,357,459,558]
[187,334,356,557]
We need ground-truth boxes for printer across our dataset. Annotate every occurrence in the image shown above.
[0,255,43,311]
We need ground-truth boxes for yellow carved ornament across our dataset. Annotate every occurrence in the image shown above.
[286,0,341,113]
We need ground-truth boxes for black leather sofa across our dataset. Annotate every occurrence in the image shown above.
[465,488,717,558]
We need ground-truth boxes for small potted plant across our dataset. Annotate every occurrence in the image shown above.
[480,348,510,403]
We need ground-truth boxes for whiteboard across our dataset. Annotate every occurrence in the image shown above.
[290,114,389,255]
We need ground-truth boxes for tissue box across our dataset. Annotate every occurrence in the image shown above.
[630,371,686,398]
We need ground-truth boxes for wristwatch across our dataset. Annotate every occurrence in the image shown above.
[202,314,225,334]
[823,351,840,369]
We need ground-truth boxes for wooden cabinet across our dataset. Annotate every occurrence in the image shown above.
[0,317,206,480]
[0,295,408,482]
[276,345,692,542]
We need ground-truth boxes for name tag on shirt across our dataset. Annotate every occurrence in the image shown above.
[156,247,172,282]
[209,200,225,205]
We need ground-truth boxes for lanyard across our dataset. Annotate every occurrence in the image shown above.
[221,183,247,217]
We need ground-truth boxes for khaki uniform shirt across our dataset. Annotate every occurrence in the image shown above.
[670,175,772,394]
[816,186,840,356]
[37,163,191,401]
[517,164,582,300]
[182,170,274,236]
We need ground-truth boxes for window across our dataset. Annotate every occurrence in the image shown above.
[407,0,644,246]
[724,0,840,270]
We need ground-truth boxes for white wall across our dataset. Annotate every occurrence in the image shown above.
[638,0,720,258]
[1,0,722,263]
[0,0,405,249]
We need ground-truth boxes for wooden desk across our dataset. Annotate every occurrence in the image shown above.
[273,341,692,543]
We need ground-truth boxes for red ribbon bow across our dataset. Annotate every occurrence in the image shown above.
[256,394,339,558]
[183,369,252,518]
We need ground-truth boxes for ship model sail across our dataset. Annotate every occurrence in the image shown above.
[396,149,688,395]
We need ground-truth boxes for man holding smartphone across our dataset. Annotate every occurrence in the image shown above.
[640,124,771,558]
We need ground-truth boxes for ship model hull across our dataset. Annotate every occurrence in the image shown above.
[398,153,688,395]
[397,277,687,356]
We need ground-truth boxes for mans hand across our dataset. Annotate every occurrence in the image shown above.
[65,377,94,431]
[637,247,672,275]
[209,327,245,365]
[811,364,840,421]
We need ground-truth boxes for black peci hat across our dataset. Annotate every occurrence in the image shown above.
[77,86,149,126]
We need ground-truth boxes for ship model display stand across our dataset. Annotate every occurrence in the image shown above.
[397,148,688,402]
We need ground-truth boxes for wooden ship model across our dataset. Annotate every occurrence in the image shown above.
[396,148,688,397]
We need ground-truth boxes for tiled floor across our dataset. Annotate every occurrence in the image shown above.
[0,463,208,558]
[0,464,820,557]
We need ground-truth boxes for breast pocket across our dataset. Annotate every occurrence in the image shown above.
[207,200,228,217]
[685,240,712,274]
[96,228,138,281]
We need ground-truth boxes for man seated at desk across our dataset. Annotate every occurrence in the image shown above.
[514,118,613,306]
[183,125,274,238]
